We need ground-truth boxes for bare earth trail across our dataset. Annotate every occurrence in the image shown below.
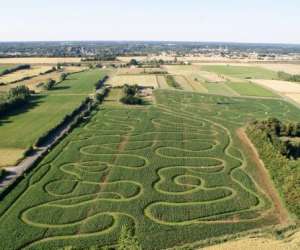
[0,103,92,191]
[237,128,291,225]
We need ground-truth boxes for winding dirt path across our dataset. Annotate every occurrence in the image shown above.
[236,128,290,225]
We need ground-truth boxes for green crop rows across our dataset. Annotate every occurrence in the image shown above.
[1,89,300,249]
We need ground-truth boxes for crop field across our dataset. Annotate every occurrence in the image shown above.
[0,66,53,84]
[0,57,82,65]
[201,82,238,96]
[0,69,106,167]
[251,79,300,105]
[259,63,300,75]
[0,65,13,75]
[107,75,158,88]
[164,65,225,83]
[156,75,170,89]
[116,68,166,75]
[201,65,278,80]
[1,89,299,249]
[0,66,87,92]
[225,81,277,97]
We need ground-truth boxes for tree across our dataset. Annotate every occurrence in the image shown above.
[44,79,56,90]
[60,73,68,81]
[129,59,139,66]
[118,226,141,250]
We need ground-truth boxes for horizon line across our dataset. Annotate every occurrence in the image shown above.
[0,39,300,46]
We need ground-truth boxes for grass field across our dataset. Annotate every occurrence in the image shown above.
[202,82,238,96]
[225,81,277,97]
[0,66,86,92]
[0,65,13,75]
[201,65,279,80]
[1,89,299,249]
[107,75,158,88]
[0,69,106,167]
[0,66,53,84]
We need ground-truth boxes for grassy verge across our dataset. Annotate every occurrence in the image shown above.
[165,75,182,89]
[247,125,300,218]
[226,81,277,97]
[0,69,106,167]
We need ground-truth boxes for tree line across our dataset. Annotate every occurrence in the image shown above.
[250,118,300,159]
[0,64,30,77]
[278,71,300,82]
[247,119,300,218]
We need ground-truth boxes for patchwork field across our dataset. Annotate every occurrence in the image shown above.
[0,66,53,84]
[1,89,299,249]
[0,57,81,65]
[116,68,166,75]
[164,65,224,83]
[252,79,300,105]
[107,75,158,88]
[0,69,106,167]
[0,66,86,92]
[259,63,300,75]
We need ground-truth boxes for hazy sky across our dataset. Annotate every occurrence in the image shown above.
[0,0,299,43]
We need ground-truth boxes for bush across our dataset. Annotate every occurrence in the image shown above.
[118,226,141,250]
[278,71,300,82]
[43,79,56,90]
[60,73,68,81]
[0,85,31,116]
[119,84,144,105]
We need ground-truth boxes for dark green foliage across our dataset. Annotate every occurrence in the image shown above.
[0,85,31,116]
[0,169,8,179]
[43,79,56,90]
[60,73,68,81]
[278,71,300,82]
[118,226,141,250]
[247,124,300,218]
[95,75,109,90]
[96,86,110,103]
[128,59,139,66]
[250,118,300,159]
[1,90,300,249]
[0,64,30,77]
[120,84,144,105]
[166,75,182,89]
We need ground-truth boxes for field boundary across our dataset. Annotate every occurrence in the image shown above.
[237,128,291,224]
[0,98,97,195]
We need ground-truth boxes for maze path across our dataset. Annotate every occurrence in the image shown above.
[1,91,299,249]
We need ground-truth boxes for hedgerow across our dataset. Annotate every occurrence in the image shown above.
[247,122,300,218]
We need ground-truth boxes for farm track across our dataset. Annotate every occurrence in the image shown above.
[237,128,290,224]
[0,90,299,249]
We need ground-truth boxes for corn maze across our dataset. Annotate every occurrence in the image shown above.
[1,90,300,249]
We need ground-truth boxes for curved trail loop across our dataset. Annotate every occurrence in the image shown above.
[0,91,296,249]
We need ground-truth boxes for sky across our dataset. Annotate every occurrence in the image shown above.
[0,0,299,44]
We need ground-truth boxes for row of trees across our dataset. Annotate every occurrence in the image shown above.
[247,122,300,218]
[0,64,30,77]
[0,85,31,116]
[250,118,300,159]
[251,118,300,137]
[278,71,300,82]
[94,75,109,90]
